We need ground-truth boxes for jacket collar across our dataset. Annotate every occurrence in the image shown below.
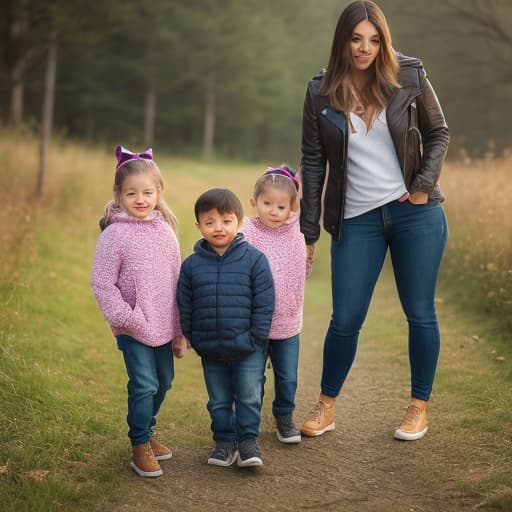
[194,233,246,260]
[320,106,348,133]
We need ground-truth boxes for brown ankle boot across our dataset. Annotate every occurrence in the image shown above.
[131,442,163,477]
[150,435,173,460]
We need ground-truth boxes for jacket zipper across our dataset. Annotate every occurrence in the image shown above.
[403,100,414,186]
[320,107,349,242]
[216,256,221,348]
[337,124,349,241]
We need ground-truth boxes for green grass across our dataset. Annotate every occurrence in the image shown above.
[0,151,268,511]
[0,140,511,510]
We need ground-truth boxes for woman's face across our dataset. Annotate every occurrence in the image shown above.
[350,19,380,73]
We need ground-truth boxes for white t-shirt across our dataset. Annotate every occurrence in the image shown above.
[344,109,407,219]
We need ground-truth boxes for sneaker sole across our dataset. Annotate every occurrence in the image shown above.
[300,422,335,437]
[237,456,263,467]
[276,430,302,444]
[207,451,239,467]
[154,452,173,461]
[394,426,428,441]
[130,461,163,477]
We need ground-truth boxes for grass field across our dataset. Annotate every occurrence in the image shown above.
[0,133,510,510]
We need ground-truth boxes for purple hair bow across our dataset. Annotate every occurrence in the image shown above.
[115,145,153,170]
[265,166,300,190]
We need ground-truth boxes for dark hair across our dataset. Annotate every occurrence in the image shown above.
[320,0,399,123]
[194,188,244,222]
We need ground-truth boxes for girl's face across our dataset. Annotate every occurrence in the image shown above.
[350,19,380,73]
[252,187,293,229]
[117,172,159,220]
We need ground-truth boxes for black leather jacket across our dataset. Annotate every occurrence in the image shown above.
[299,52,450,245]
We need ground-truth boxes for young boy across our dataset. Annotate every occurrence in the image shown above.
[177,188,275,467]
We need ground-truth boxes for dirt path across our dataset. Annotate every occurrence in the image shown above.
[113,268,486,512]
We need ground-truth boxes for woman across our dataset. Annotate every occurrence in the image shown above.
[300,0,449,441]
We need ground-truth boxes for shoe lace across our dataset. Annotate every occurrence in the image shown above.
[308,401,326,423]
[216,442,235,456]
[278,415,293,429]
[143,442,154,457]
[239,439,259,457]
[151,435,163,448]
[401,405,421,428]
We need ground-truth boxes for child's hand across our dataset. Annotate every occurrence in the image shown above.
[171,336,188,358]
[306,243,314,278]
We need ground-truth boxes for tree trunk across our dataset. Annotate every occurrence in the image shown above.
[202,72,215,160]
[6,0,29,127]
[36,34,57,198]
[143,80,156,147]
[9,69,25,126]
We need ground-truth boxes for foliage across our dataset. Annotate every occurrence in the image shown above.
[3,1,510,160]
[386,0,512,156]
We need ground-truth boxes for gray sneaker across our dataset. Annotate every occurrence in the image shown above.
[276,414,301,444]
[207,441,238,467]
[237,438,263,467]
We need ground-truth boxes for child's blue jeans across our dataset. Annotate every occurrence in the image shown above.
[117,335,174,446]
[201,347,265,442]
[267,334,300,417]
[321,199,448,401]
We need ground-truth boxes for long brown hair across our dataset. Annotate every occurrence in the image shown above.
[99,159,178,232]
[320,0,400,126]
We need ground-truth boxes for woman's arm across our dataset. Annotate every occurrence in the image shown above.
[410,77,450,195]
[300,80,328,246]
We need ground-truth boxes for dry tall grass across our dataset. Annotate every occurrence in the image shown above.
[440,153,512,328]
[1,132,103,297]
[1,134,37,293]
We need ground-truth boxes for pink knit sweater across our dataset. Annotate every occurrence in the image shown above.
[91,210,182,347]
[242,216,309,339]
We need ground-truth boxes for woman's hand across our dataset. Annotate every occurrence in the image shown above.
[398,192,428,204]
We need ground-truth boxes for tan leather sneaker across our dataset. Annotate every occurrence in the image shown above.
[394,404,428,441]
[131,442,163,477]
[301,398,336,436]
[150,435,173,461]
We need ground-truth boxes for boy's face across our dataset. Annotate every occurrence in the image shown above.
[196,208,241,255]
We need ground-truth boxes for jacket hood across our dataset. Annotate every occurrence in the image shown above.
[193,233,247,260]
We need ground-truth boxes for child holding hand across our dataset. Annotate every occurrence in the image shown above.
[91,146,187,478]
[242,166,311,444]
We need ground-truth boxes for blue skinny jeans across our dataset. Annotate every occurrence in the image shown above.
[117,335,174,446]
[321,199,448,401]
[202,347,266,442]
[267,334,300,417]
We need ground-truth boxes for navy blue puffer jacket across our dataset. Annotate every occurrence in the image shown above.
[177,234,275,361]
